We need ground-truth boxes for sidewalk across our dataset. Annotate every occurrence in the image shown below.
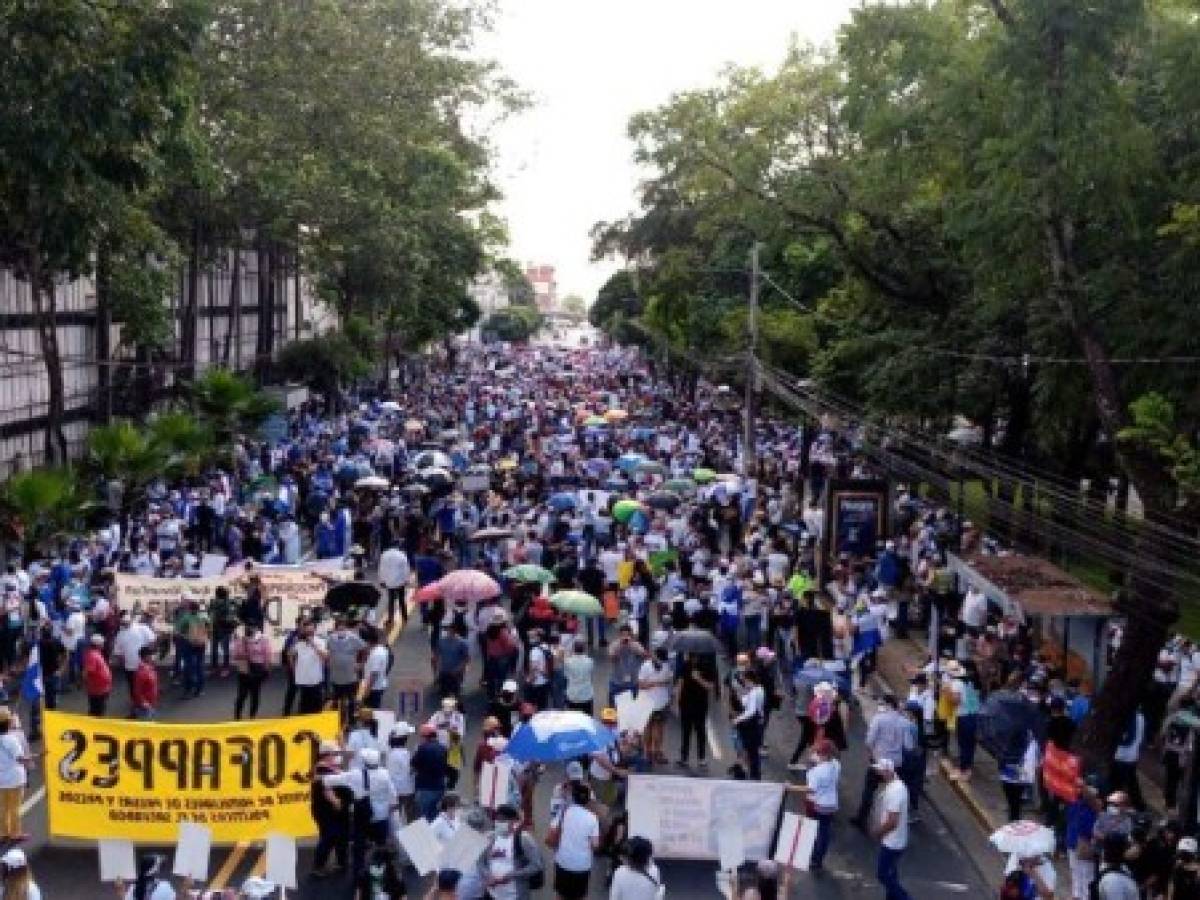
[874,634,1168,836]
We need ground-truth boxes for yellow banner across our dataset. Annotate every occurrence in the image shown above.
[44,710,339,843]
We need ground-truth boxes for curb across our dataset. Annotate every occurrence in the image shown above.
[937,757,1000,834]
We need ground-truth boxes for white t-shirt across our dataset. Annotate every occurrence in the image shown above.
[387,746,414,796]
[124,882,173,900]
[292,638,327,686]
[554,803,599,872]
[637,660,672,712]
[363,645,390,692]
[485,833,518,900]
[528,645,550,687]
[0,733,25,789]
[877,778,909,850]
[609,863,663,900]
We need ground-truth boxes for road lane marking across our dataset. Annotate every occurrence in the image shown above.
[706,716,723,760]
[20,787,44,815]
[210,841,249,890]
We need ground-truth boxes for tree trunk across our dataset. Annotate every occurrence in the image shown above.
[181,223,201,381]
[29,253,68,465]
[96,241,113,423]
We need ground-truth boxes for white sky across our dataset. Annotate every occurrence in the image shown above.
[476,0,858,303]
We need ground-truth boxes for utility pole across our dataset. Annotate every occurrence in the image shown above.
[743,243,761,476]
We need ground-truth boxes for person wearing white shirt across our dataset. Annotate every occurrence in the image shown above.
[732,669,766,780]
[289,622,329,715]
[800,740,841,871]
[552,784,600,900]
[608,836,662,900]
[377,546,411,625]
[871,758,911,898]
[361,631,391,709]
[429,794,461,846]
[322,748,396,868]
[386,725,416,825]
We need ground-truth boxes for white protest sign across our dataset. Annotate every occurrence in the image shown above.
[773,813,818,871]
[438,824,489,873]
[199,553,229,577]
[626,775,784,860]
[716,819,745,873]
[479,759,512,810]
[398,818,442,875]
[172,822,213,881]
[98,839,136,882]
[265,833,298,890]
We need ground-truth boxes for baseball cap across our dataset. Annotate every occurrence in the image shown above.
[501,679,519,693]
[318,739,341,755]
[390,722,415,738]
[872,758,896,774]
[1179,837,1198,854]
[1,848,25,869]
[566,761,584,780]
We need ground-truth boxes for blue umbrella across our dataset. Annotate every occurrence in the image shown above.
[603,477,628,491]
[616,453,647,473]
[548,492,577,511]
[586,458,613,475]
[628,509,650,534]
[630,426,657,440]
[505,711,615,762]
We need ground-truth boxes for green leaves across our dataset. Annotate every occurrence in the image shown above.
[482,306,543,343]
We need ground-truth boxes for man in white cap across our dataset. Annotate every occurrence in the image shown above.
[870,758,912,900]
[321,746,397,875]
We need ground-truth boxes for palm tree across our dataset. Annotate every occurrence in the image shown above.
[0,468,86,560]
[187,369,279,451]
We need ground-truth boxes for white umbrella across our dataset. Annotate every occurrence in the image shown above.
[414,450,453,470]
[989,821,1055,857]
[379,400,402,412]
[354,475,390,490]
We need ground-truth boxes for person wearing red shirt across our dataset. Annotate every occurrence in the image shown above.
[131,645,158,720]
[82,634,112,717]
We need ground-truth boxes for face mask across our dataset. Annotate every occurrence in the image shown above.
[495,822,513,836]
[1107,805,1121,815]
[368,865,385,877]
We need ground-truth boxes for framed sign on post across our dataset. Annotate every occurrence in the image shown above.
[825,479,890,564]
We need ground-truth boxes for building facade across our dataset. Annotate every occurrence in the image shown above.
[0,247,336,476]
[525,263,558,314]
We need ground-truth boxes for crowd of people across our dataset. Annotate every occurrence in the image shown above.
[0,338,1197,898]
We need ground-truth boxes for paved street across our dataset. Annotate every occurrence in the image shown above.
[22,588,997,897]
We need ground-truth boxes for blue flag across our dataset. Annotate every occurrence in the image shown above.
[21,644,43,704]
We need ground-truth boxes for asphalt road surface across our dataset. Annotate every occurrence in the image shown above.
[23,591,998,898]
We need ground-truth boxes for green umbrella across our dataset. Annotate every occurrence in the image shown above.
[584,415,608,427]
[635,460,666,475]
[612,499,644,523]
[502,564,555,584]
[692,468,717,484]
[663,478,696,495]
[549,590,604,617]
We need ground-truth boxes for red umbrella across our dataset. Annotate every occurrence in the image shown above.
[414,582,443,604]
[438,569,502,603]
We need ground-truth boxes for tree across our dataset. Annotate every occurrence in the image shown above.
[0,468,86,560]
[482,306,543,343]
[0,0,207,462]
[559,294,588,321]
[187,369,279,457]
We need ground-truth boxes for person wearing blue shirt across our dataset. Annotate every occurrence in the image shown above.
[1065,784,1100,900]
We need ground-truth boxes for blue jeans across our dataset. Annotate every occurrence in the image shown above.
[416,789,444,822]
[956,713,977,771]
[811,811,834,869]
[183,643,205,695]
[876,845,911,899]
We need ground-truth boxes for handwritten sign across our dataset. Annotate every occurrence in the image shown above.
[774,813,817,871]
[626,775,784,861]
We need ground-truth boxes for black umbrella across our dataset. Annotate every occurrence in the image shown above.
[644,491,682,511]
[669,628,719,656]
[325,581,381,614]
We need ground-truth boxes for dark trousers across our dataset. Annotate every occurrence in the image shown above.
[736,719,762,780]
[956,714,978,771]
[313,818,348,871]
[1002,780,1025,822]
[234,674,264,719]
[855,768,882,826]
[526,682,550,711]
[790,717,817,764]
[387,586,407,623]
[87,693,108,717]
[680,706,707,762]
[877,845,911,900]
[811,811,834,869]
[298,683,325,716]
[1165,750,1184,809]
[282,674,297,716]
